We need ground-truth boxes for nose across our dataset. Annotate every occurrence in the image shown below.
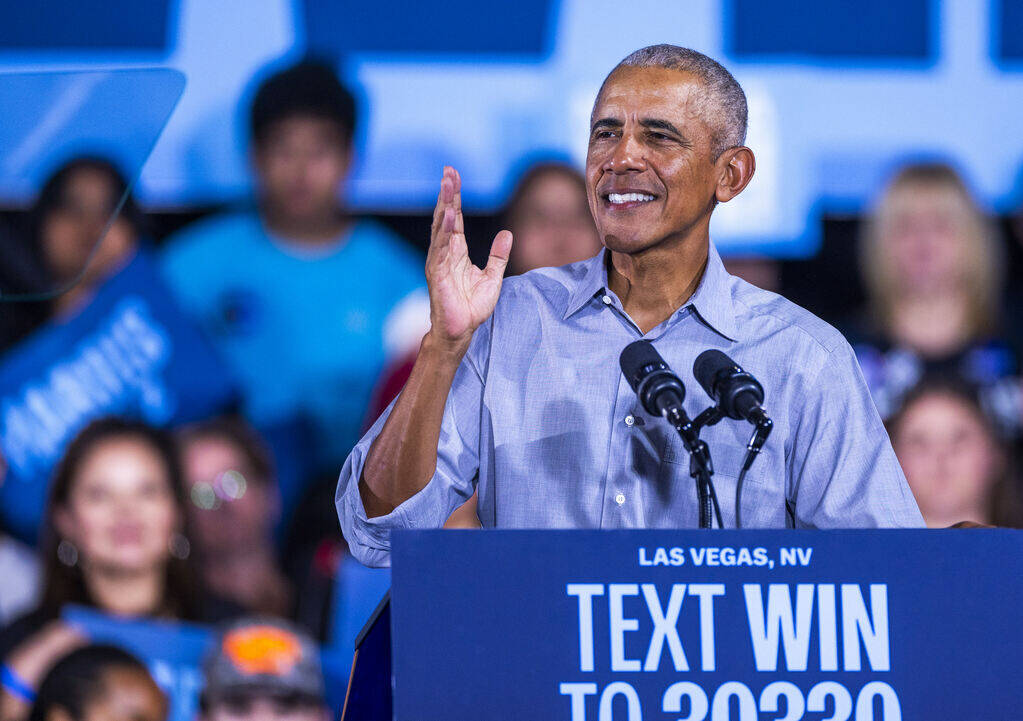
[605,131,646,174]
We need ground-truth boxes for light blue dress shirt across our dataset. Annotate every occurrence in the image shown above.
[337,244,924,566]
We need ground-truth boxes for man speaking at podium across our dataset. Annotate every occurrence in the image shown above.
[336,45,923,567]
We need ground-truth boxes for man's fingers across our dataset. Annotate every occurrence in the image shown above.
[484,230,513,279]
[451,168,464,234]
[430,168,455,237]
[430,207,456,253]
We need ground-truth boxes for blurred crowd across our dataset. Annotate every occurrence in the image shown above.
[1,58,1022,719]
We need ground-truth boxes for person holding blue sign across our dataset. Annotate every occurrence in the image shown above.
[336,44,924,568]
[0,157,239,544]
[0,157,142,354]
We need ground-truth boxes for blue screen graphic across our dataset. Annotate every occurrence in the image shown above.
[0,0,1021,257]
[729,0,933,61]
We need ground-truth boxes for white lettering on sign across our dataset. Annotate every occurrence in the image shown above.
[609,584,641,671]
[566,583,725,675]
[744,584,890,672]
[641,584,688,672]
[560,581,899,720]
[566,584,603,672]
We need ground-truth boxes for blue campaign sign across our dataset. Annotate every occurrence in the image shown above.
[0,250,237,542]
[390,529,1023,720]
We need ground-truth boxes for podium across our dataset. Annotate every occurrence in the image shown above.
[345,529,1022,720]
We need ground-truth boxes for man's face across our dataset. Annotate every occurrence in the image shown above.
[253,115,351,223]
[585,66,724,254]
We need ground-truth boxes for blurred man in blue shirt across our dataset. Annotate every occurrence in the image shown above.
[162,61,427,478]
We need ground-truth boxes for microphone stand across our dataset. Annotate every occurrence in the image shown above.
[666,405,726,529]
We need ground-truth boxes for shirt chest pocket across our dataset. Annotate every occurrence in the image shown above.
[659,421,769,487]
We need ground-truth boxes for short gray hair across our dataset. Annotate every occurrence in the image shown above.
[598,44,748,158]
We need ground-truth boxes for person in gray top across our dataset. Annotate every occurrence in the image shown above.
[336,44,923,568]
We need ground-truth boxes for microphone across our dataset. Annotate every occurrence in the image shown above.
[621,340,722,529]
[693,349,770,427]
[619,340,686,423]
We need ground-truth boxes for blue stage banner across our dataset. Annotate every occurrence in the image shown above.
[390,529,1023,720]
[62,605,352,721]
[0,250,238,542]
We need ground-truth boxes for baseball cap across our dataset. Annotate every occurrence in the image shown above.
[201,618,325,706]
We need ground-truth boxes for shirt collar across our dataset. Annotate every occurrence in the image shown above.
[561,243,740,342]
[562,250,610,320]
[687,243,740,342]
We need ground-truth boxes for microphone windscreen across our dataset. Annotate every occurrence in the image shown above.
[619,340,663,393]
[693,348,733,399]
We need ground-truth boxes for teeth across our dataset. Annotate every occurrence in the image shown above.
[608,192,655,204]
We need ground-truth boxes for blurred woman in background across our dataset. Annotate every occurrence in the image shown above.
[888,379,1022,528]
[854,163,1022,436]
[27,644,166,721]
[503,161,601,275]
[0,418,231,721]
[0,157,143,352]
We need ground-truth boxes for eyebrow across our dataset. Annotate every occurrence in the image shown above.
[640,118,684,137]
[590,118,623,133]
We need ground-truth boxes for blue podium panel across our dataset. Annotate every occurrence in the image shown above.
[390,529,1023,720]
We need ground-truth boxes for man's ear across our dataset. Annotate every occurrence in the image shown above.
[715,146,755,203]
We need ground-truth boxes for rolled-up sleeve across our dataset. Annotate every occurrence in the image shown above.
[336,325,490,567]
[788,341,924,529]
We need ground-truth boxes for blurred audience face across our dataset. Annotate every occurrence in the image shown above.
[66,666,168,721]
[880,183,973,297]
[862,164,999,345]
[204,695,327,721]
[181,434,274,551]
[54,437,178,576]
[890,390,1001,527]
[252,115,350,227]
[507,165,600,272]
[41,165,136,286]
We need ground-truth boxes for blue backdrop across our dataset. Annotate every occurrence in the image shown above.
[0,0,1021,256]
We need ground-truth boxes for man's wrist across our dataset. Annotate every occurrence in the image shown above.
[421,328,472,364]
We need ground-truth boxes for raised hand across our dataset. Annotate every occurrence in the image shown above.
[426,167,513,348]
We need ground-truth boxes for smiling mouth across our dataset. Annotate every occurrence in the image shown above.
[604,192,658,206]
